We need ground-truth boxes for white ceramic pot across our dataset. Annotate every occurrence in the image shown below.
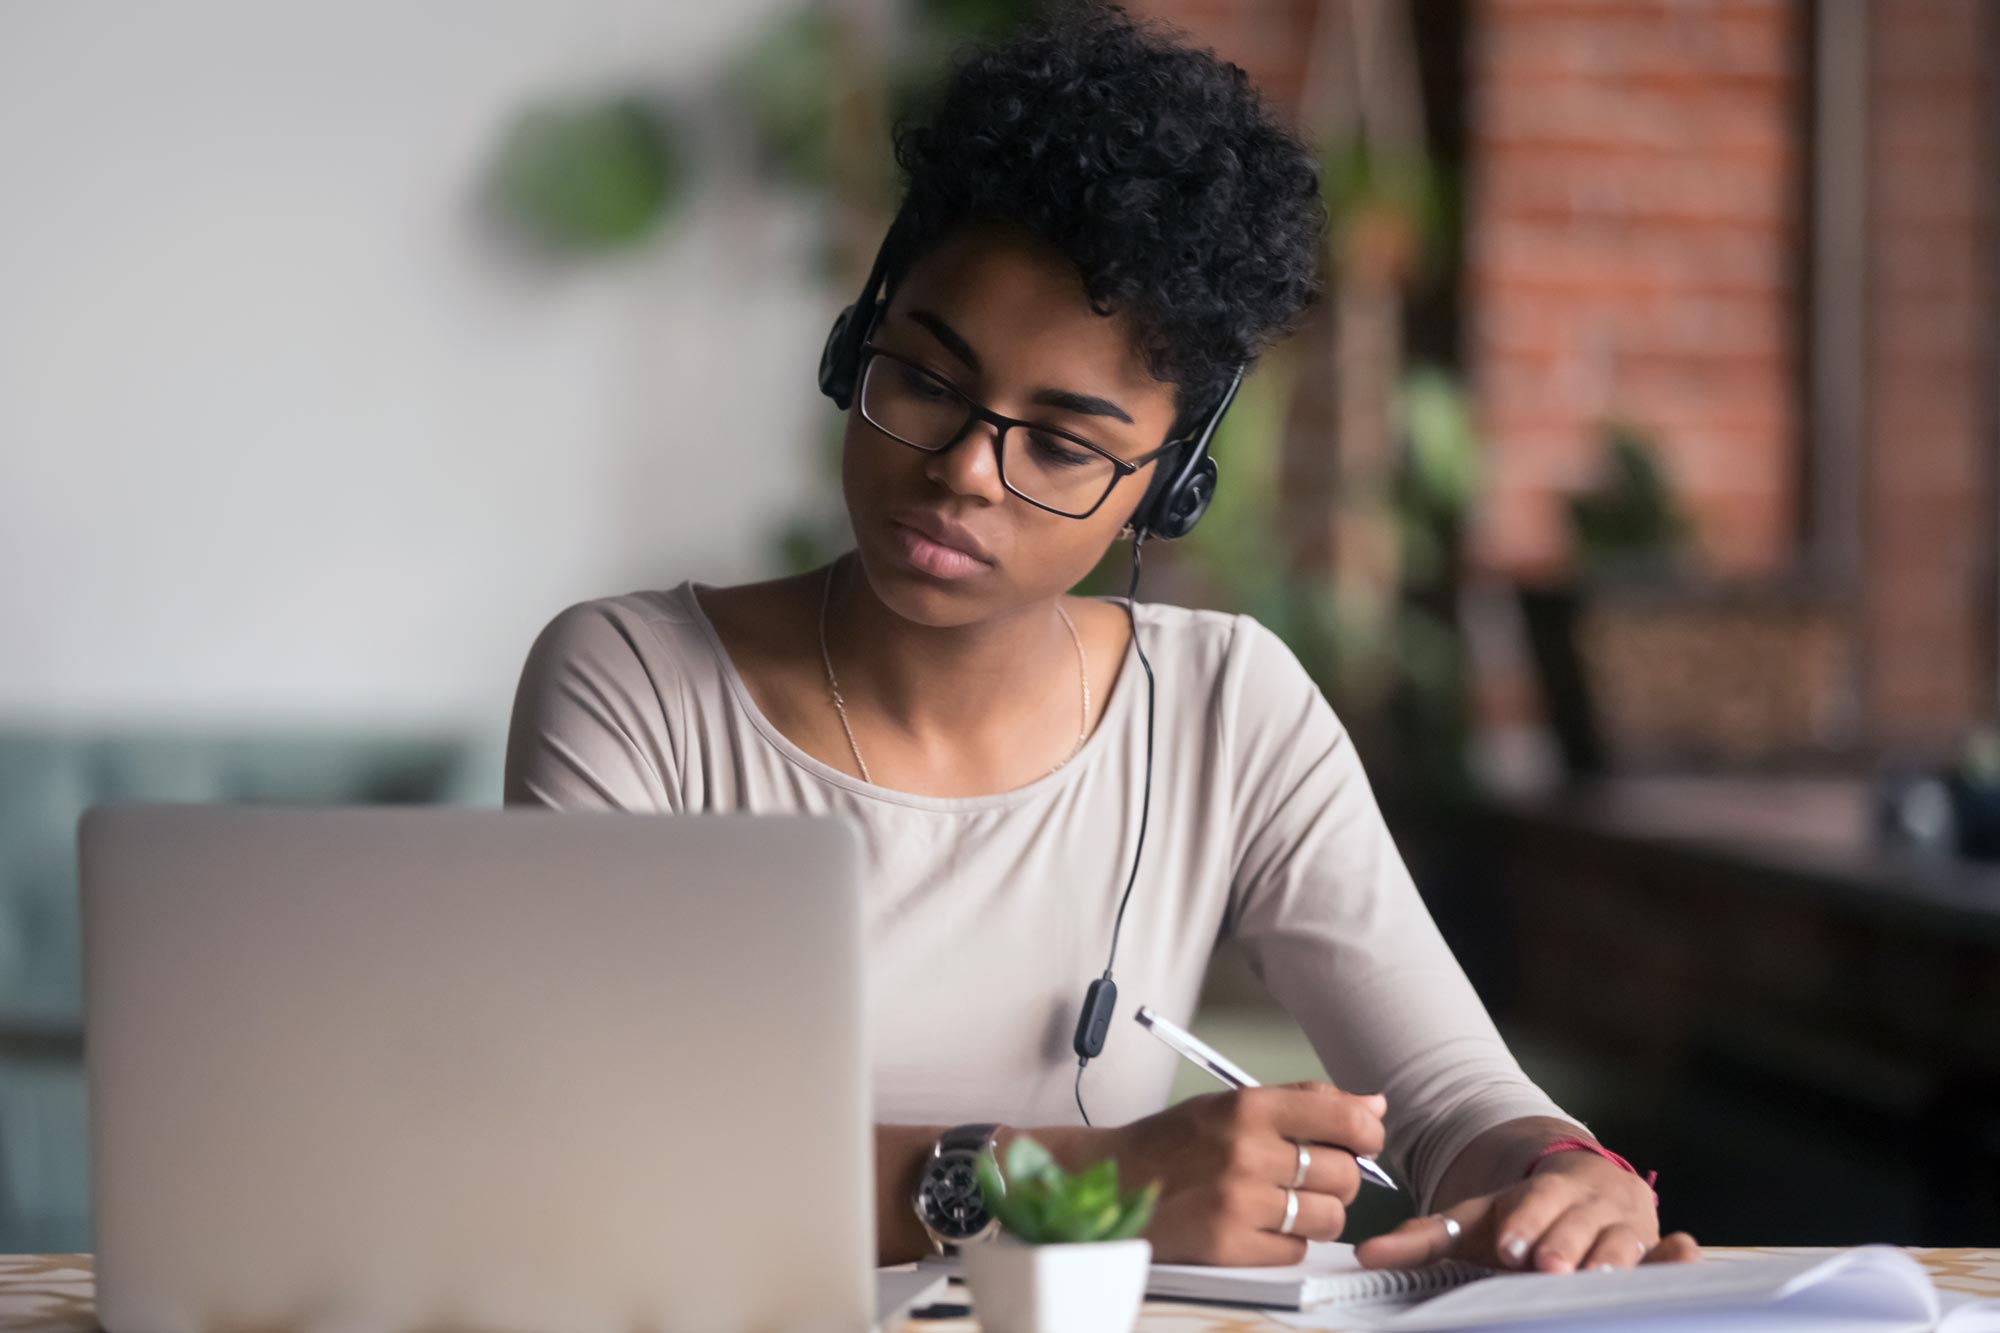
[961,1236,1152,1333]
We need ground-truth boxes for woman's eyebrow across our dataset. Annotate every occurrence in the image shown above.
[905,308,1136,425]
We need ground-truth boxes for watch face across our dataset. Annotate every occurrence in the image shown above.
[918,1148,991,1240]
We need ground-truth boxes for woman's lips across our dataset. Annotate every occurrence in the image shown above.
[890,521,990,579]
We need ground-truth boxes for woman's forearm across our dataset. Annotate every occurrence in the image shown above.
[1430,1115,1593,1211]
[877,1123,948,1265]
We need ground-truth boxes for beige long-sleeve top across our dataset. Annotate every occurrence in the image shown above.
[504,581,1581,1211]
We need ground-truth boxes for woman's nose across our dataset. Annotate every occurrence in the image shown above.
[923,419,1009,503]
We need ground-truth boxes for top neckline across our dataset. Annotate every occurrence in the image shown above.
[675,578,1149,814]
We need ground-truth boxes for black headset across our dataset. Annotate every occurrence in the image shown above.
[818,205,1247,543]
[818,205,1250,1121]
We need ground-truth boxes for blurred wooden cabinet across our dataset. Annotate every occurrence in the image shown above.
[1476,779,2000,1243]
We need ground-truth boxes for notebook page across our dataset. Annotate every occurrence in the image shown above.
[1364,1246,1937,1332]
[1147,1240,1359,1301]
[1938,1291,2000,1333]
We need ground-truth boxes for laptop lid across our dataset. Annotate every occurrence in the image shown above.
[82,805,872,1333]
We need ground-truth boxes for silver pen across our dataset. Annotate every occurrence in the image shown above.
[1135,1004,1399,1191]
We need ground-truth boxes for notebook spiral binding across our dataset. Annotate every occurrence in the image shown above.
[1321,1259,1488,1305]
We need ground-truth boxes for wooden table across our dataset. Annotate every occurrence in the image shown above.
[6,1249,1998,1331]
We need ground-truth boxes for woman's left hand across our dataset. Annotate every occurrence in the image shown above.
[1354,1150,1701,1273]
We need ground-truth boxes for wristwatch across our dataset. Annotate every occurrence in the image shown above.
[911,1122,1002,1253]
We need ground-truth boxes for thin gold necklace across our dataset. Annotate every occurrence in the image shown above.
[817,554,1089,785]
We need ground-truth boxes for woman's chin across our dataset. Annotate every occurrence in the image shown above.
[850,543,1001,628]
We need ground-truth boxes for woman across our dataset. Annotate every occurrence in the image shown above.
[506,2,1697,1275]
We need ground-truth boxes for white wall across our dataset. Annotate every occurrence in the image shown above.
[0,0,837,732]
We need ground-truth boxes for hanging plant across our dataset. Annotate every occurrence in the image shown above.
[1321,138,1448,290]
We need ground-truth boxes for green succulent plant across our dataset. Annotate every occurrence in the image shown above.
[974,1134,1158,1245]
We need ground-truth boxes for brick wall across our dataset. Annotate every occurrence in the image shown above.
[1126,0,1320,123]
[1464,0,1804,582]
[1131,0,1997,746]
[1860,0,1997,743]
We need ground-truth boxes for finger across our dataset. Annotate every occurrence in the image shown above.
[1581,1223,1648,1271]
[1641,1232,1703,1264]
[1220,1230,1310,1267]
[1229,1129,1359,1198]
[1354,1198,1485,1270]
[1258,1136,1362,1203]
[1263,1185,1348,1243]
[1488,1175,1583,1269]
[1530,1202,1614,1274]
[1252,1083,1388,1159]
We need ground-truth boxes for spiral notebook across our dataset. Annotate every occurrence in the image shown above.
[920,1241,1482,1310]
[1147,1241,1485,1309]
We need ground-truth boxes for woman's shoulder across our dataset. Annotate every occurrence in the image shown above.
[507,584,715,810]
[1111,598,1335,744]
[522,573,821,699]
[523,582,711,675]
[1109,599,1312,690]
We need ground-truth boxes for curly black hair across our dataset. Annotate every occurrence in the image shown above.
[887,1,1327,437]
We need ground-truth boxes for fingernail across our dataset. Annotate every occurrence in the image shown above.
[1504,1237,1528,1265]
[1365,1093,1388,1110]
[1596,1264,1615,1272]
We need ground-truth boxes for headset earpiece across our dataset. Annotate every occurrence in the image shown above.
[1128,361,1247,542]
[819,208,908,413]
[818,298,882,411]
[817,303,859,409]
[1154,455,1217,540]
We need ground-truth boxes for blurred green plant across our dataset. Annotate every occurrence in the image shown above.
[1567,423,1689,577]
[727,5,846,192]
[1132,348,1298,621]
[1397,366,1481,581]
[1138,358,1483,791]
[729,0,1036,198]
[974,1134,1157,1245]
[490,96,686,253]
[1387,367,1481,786]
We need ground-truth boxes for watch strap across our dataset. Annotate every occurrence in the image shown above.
[937,1122,999,1156]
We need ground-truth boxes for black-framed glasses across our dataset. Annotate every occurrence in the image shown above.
[856,341,1177,519]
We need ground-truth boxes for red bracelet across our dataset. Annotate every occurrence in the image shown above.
[1525,1136,1659,1204]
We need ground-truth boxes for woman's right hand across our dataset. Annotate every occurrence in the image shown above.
[1079,1080,1388,1265]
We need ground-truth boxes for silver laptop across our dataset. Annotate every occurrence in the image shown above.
[81,805,888,1333]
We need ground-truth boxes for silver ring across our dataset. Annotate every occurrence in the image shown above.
[1436,1215,1462,1243]
[1279,1187,1300,1236]
[1290,1140,1312,1189]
